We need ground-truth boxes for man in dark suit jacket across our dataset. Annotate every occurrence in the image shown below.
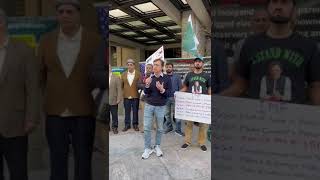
[38,1,106,180]
[0,9,40,180]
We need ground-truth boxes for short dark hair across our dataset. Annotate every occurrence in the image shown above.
[166,63,174,68]
[266,0,296,6]
[268,61,283,74]
[153,59,164,67]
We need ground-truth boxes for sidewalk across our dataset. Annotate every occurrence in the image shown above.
[109,115,211,180]
[2,121,108,180]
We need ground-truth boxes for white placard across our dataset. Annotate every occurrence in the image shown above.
[174,92,211,124]
[145,46,165,65]
[212,95,320,180]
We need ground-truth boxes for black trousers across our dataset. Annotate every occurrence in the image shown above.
[107,104,118,128]
[46,116,96,180]
[0,135,28,180]
[124,98,139,127]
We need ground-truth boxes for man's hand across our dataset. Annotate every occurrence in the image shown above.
[145,77,152,87]
[25,120,36,134]
[116,100,121,104]
[156,81,165,92]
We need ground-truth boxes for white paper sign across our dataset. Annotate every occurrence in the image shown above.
[174,92,211,124]
[212,95,320,180]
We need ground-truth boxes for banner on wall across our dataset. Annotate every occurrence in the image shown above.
[8,17,57,49]
[111,67,127,77]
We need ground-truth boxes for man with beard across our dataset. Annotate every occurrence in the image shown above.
[232,8,270,78]
[221,0,320,105]
[163,63,183,136]
[180,57,211,151]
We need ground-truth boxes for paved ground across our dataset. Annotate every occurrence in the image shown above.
[109,113,211,180]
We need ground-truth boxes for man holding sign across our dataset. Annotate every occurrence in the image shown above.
[180,57,211,152]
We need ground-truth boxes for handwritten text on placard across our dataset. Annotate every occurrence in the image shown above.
[212,95,320,180]
[175,92,211,124]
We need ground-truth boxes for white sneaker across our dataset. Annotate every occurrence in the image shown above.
[142,148,154,159]
[154,145,163,157]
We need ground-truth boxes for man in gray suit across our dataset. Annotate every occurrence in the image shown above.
[108,64,122,134]
[0,9,40,180]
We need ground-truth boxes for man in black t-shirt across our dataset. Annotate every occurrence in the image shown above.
[221,0,320,105]
[180,57,211,152]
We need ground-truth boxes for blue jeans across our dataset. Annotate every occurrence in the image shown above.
[144,103,165,149]
[164,97,182,133]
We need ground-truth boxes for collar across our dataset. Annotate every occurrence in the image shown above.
[59,26,82,41]
[151,72,164,78]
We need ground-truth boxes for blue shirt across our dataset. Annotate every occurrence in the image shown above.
[167,73,182,97]
[144,73,172,106]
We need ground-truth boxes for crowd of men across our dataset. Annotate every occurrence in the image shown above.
[108,56,212,159]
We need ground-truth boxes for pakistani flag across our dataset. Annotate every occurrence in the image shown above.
[182,14,200,57]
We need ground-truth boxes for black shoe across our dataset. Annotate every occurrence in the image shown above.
[164,128,173,134]
[200,145,207,152]
[122,126,130,132]
[175,131,185,136]
[112,128,118,134]
[133,125,139,131]
[181,143,189,149]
